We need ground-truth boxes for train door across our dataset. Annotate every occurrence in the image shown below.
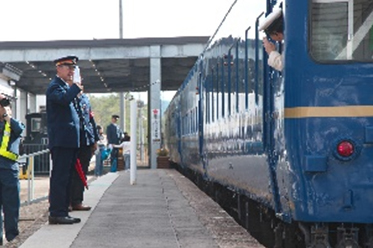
[176,103,183,165]
[262,0,284,216]
[197,60,206,172]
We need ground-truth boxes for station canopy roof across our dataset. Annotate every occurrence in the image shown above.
[0,36,209,95]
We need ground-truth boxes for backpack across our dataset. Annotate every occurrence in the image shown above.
[101,148,111,161]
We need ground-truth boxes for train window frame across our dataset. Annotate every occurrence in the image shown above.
[310,0,353,61]
[225,49,233,117]
[31,117,42,132]
[211,69,215,122]
[41,137,48,145]
[205,76,210,124]
[235,41,239,114]
[310,0,373,62]
[208,75,212,124]
[244,27,250,111]
[215,64,220,121]
[220,57,225,118]
[195,106,198,134]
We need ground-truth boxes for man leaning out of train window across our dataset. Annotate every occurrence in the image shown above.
[260,7,284,71]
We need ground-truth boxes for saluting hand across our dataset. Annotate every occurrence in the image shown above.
[75,82,84,91]
[263,37,276,55]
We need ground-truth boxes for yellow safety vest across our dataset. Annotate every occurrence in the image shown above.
[0,122,18,161]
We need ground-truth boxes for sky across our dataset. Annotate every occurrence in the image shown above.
[1,0,236,102]
[0,0,234,41]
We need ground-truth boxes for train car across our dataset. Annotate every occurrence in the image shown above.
[23,111,50,174]
[163,0,373,247]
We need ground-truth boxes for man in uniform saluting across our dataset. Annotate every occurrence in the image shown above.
[46,55,83,225]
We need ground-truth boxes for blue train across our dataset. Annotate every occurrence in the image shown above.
[163,0,373,247]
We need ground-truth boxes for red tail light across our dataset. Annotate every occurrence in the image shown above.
[337,141,354,157]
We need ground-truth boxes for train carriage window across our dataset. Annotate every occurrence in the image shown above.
[235,42,239,114]
[181,115,184,135]
[207,75,212,124]
[195,106,198,133]
[211,69,215,122]
[310,0,373,61]
[191,109,193,133]
[194,107,197,133]
[225,50,232,117]
[205,77,210,124]
[190,110,192,134]
[31,118,42,132]
[220,57,225,118]
[41,137,48,145]
[216,63,220,120]
[237,40,245,113]
[186,114,189,135]
[182,115,186,135]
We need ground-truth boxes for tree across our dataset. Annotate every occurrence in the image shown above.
[88,93,120,131]
[88,93,148,141]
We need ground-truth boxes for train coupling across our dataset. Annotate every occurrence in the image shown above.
[336,227,359,248]
[309,225,331,248]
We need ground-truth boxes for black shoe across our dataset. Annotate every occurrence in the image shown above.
[67,215,81,223]
[6,232,19,242]
[72,204,91,211]
[49,216,76,225]
[0,238,2,246]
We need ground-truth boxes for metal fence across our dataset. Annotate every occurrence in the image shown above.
[19,143,149,205]
[22,144,50,175]
[18,149,50,205]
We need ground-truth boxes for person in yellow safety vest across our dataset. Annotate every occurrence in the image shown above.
[0,94,25,245]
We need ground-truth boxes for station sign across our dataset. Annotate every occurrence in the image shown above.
[151,108,161,142]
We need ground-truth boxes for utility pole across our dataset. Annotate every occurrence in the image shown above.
[119,0,125,132]
[119,0,123,39]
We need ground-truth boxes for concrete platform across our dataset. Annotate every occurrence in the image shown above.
[19,169,264,248]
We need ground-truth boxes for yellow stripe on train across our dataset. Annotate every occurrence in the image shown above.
[284,106,373,118]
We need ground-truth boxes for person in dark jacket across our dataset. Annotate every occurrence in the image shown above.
[106,115,123,172]
[0,94,25,245]
[46,55,83,225]
[68,72,99,211]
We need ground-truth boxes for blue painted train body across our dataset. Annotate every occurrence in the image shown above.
[164,0,373,247]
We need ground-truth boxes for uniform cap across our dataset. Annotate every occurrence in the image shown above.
[112,114,120,119]
[54,55,79,66]
[259,8,283,32]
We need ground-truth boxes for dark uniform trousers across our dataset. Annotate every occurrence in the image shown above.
[110,148,119,172]
[0,168,20,241]
[49,147,78,217]
[70,145,92,206]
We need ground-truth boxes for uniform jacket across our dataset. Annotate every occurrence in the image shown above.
[268,41,284,71]
[268,51,283,71]
[78,93,99,147]
[46,76,81,149]
[0,118,25,170]
[106,123,121,145]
